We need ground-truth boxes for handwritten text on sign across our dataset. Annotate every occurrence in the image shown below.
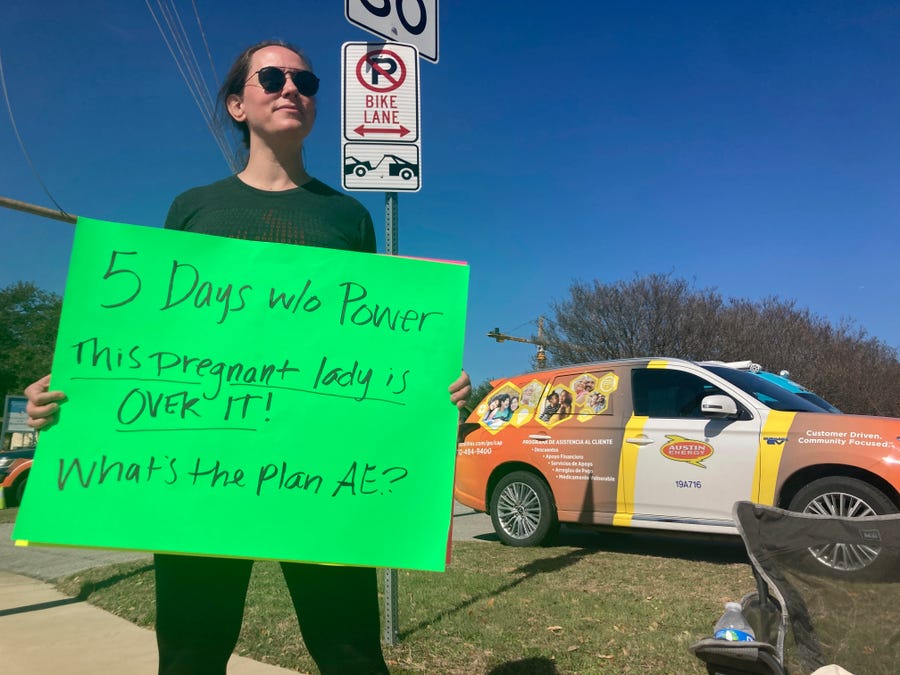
[13,218,469,572]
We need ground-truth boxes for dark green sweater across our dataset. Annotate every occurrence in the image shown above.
[163,175,376,253]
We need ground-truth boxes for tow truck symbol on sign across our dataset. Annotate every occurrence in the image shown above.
[345,154,418,180]
[342,144,421,192]
[386,156,418,180]
[345,156,372,178]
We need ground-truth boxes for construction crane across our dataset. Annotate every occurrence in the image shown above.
[487,317,548,369]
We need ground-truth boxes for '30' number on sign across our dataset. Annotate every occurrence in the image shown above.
[359,0,427,35]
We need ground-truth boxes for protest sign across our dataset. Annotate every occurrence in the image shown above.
[13,218,468,572]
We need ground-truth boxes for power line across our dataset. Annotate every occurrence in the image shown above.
[0,49,72,220]
[191,0,220,87]
[145,0,241,172]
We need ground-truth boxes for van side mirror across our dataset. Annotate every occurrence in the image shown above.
[701,394,738,419]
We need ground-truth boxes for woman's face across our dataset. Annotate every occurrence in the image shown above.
[228,46,317,148]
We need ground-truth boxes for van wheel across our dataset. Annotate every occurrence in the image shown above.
[788,476,898,572]
[490,471,559,547]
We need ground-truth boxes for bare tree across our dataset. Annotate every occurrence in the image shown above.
[544,274,722,363]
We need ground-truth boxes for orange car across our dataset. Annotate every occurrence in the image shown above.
[455,358,900,554]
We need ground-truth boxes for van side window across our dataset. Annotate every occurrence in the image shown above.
[632,369,724,419]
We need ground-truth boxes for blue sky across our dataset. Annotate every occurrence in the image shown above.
[2,1,899,388]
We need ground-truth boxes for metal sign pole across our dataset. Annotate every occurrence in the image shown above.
[385,191,398,256]
[382,567,399,646]
[382,189,400,646]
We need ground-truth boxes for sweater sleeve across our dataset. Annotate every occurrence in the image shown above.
[360,211,377,254]
[163,195,186,230]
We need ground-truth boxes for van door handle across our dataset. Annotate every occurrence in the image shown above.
[528,434,552,441]
[626,435,654,446]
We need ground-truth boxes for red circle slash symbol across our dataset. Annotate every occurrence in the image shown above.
[356,49,407,93]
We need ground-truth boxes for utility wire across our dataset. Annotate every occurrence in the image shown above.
[145,0,241,172]
[0,49,72,220]
[171,0,239,171]
[187,0,239,169]
[510,317,545,334]
[161,1,212,120]
[192,0,219,85]
[148,1,218,140]
[173,1,217,114]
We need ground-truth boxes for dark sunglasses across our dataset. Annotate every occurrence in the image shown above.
[246,67,320,96]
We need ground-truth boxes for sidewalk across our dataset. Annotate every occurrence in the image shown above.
[0,513,300,673]
[0,570,297,674]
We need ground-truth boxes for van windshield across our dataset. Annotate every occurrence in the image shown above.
[702,365,825,413]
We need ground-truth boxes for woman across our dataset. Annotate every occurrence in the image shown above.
[481,395,500,424]
[25,39,470,675]
[555,390,573,421]
[493,394,512,423]
[483,393,511,429]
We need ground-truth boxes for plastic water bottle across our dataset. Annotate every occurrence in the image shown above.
[713,601,755,642]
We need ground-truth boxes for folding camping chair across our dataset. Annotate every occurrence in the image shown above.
[690,501,900,675]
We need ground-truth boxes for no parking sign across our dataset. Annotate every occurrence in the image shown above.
[342,42,421,192]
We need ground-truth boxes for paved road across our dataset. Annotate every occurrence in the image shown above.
[0,503,496,581]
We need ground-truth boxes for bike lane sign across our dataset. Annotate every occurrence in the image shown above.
[344,42,419,143]
[342,42,421,192]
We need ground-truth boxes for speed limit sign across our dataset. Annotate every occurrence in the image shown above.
[345,0,439,63]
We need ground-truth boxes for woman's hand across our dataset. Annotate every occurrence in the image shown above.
[448,370,471,410]
[24,374,66,430]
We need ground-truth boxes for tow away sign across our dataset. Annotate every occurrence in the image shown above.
[342,42,421,192]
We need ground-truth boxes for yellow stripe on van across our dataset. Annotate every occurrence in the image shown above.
[614,415,649,526]
[648,360,668,369]
[753,411,796,505]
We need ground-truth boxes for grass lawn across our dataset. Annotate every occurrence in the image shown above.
[53,527,754,674]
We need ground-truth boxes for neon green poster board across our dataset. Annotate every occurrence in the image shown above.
[13,218,469,572]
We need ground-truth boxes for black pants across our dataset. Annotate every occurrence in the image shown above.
[154,553,389,674]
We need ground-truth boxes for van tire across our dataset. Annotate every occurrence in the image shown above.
[490,471,559,547]
[788,476,898,573]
